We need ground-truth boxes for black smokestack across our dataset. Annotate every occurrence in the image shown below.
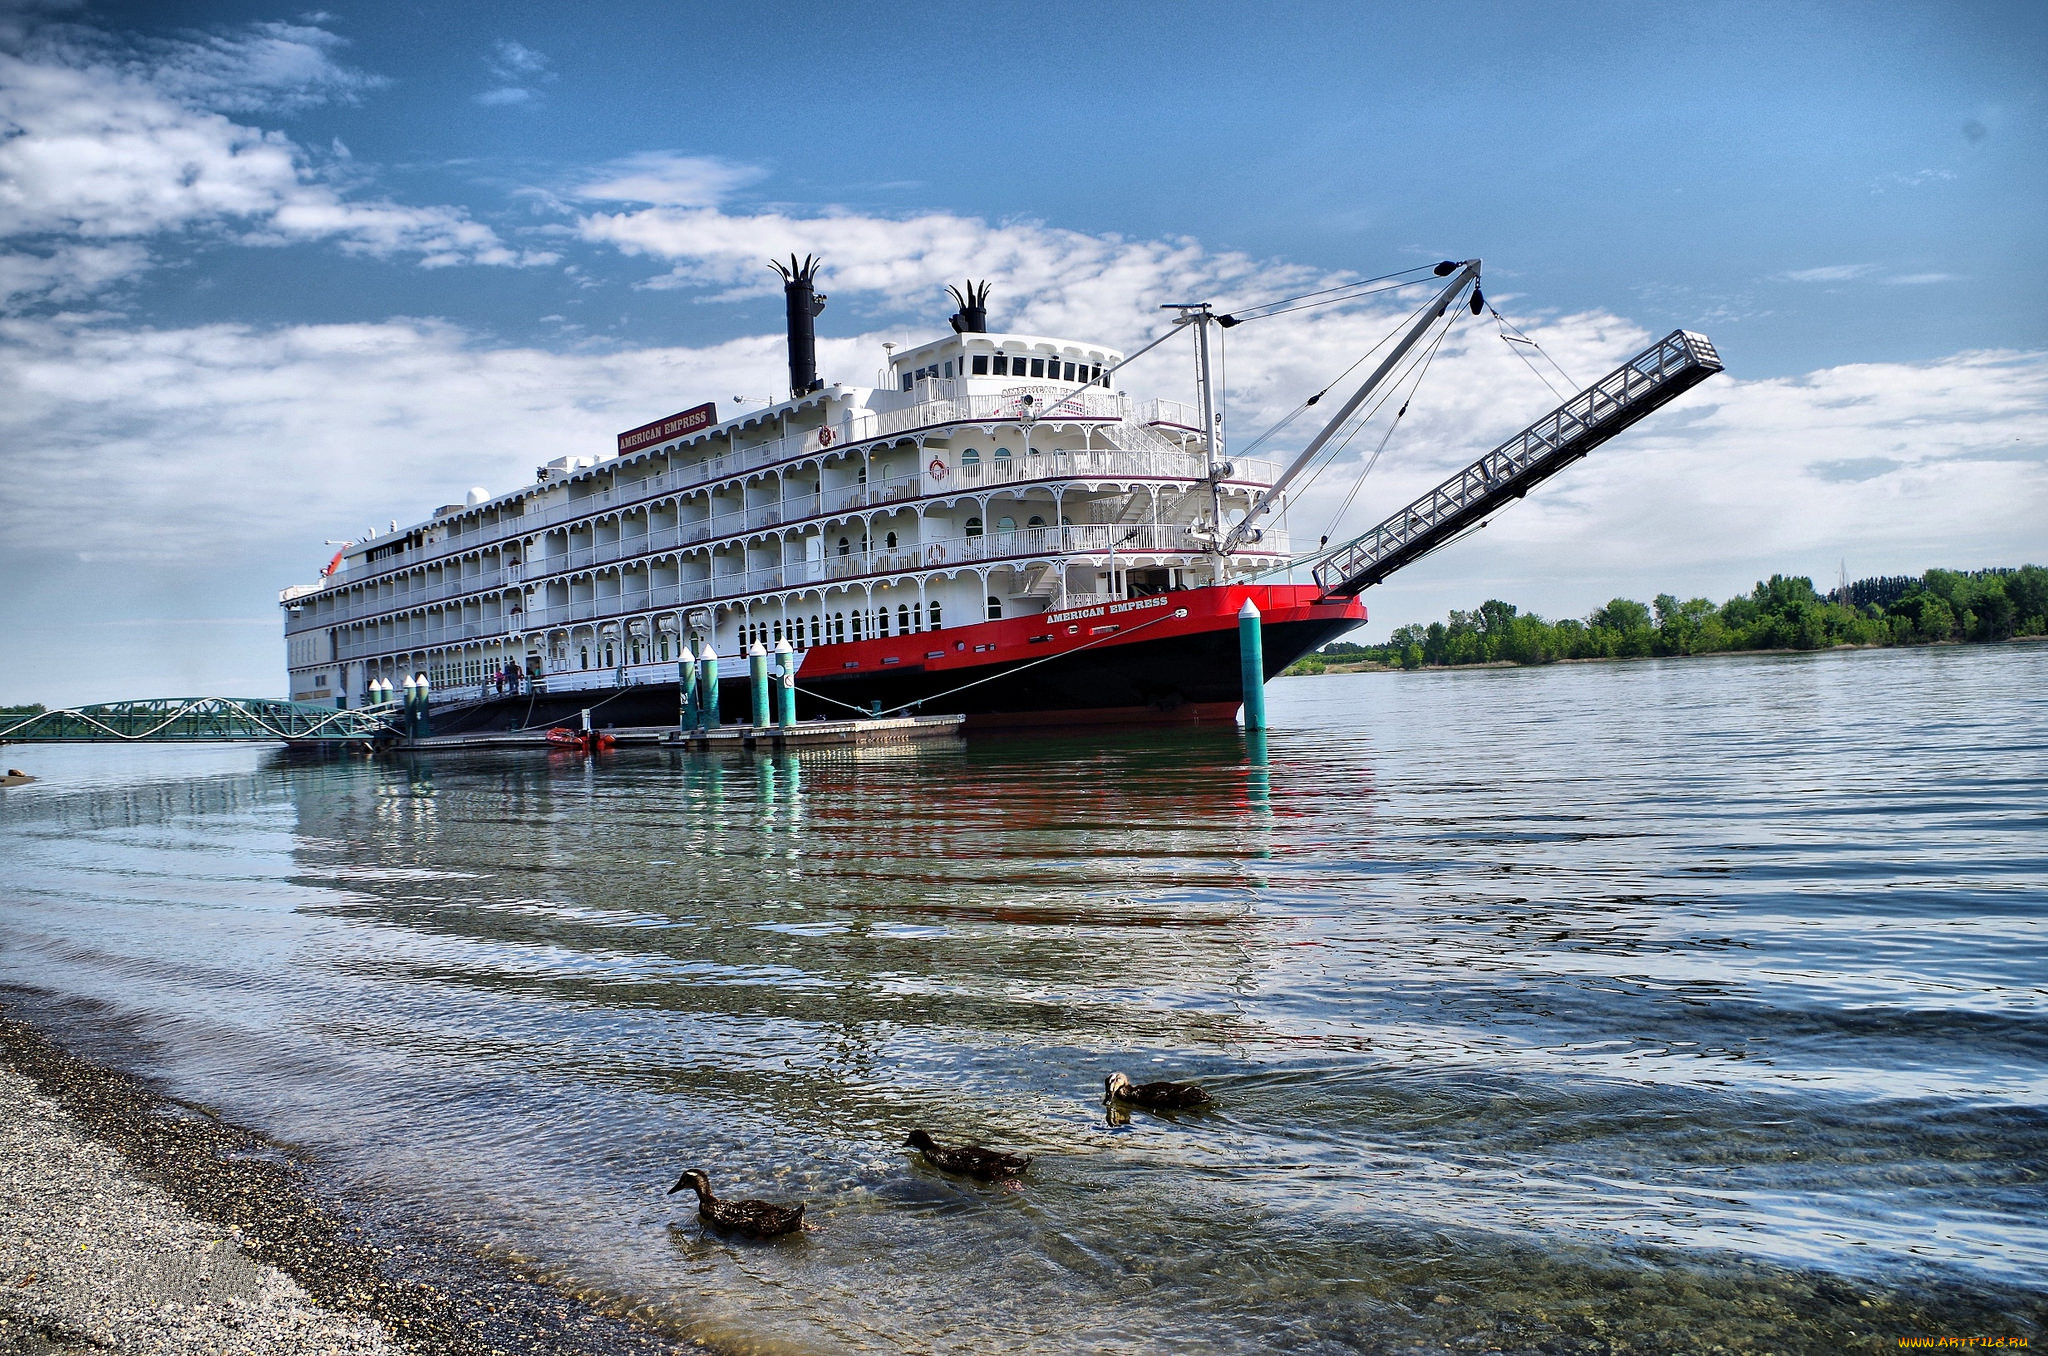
[947,280,990,333]
[771,254,827,398]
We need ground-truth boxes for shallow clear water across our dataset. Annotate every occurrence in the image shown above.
[3,644,2045,1353]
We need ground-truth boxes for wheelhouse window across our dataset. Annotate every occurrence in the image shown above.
[1063,362,1076,381]
[971,355,989,375]
[991,355,1009,376]
[1029,358,1045,378]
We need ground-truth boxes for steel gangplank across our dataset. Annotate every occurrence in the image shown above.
[1312,329,1723,598]
[0,697,399,743]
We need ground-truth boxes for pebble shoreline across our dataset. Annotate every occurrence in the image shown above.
[0,1006,706,1356]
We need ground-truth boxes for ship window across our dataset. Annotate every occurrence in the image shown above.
[1063,362,1076,382]
[965,517,983,538]
[1027,358,1042,378]
[991,355,1009,376]
[875,608,889,637]
[885,531,898,549]
[902,374,914,391]
[1027,515,1045,528]
[929,600,942,628]
[810,617,821,646]
[997,516,1016,535]
[943,361,953,379]
[994,446,1011,462]
[986,596,1002,620]
[972,355,989,375]
[963,447,980,466]
[579,645,589,670]
[898,603,912,633]
[838,537,851,556]
[851,611,864,641]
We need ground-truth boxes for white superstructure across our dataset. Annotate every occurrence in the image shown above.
[281,323,1289,708]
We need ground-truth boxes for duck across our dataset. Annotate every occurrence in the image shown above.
[1104,1071,1212,1111]
[666,1169,805,1238]
[903,1130,1031,1182]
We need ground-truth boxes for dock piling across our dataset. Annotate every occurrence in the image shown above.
[749,643,770,728]
[1238,599,1267,732]
[774,639,796,729]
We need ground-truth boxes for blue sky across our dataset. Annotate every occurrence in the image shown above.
[2,0,2044,702]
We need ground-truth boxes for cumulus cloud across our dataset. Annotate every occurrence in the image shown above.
[576,152,767,208]
[475,38,552,106]
[0,13,545,307]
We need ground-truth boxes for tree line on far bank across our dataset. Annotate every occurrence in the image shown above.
[1288,565,2048,674]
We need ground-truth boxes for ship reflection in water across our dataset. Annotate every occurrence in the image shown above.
[3,644,2046,1353]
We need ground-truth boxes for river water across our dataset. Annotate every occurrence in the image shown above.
[2,644,2044,1353]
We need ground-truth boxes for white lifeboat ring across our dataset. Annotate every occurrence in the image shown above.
[928,457,946,480]
[818,425,835,447]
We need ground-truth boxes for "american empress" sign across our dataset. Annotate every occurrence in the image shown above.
[616,402,717,456]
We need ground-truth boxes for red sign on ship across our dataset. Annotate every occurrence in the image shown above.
[616,402,718,456]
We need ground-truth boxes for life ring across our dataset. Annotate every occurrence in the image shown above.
[925,544,945,566]
[818,426,835,447]
[928,457,946,480]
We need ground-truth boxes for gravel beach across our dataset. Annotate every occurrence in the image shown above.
[0,1004,701,1356]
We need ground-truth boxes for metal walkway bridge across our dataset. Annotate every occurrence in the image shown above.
[0,697,398,744]
[1312,329,1723,597]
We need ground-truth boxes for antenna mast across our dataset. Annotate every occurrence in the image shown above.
[1164,302,1225,567]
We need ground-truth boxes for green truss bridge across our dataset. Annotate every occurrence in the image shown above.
[0,697,398,744]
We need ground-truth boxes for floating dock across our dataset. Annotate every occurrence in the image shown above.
[399,714,963,753]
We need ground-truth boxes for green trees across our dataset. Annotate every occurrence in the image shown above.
[1312,564,2047,671]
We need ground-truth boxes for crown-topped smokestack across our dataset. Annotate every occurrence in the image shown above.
[770,254,827,398]
[947,280,990,334]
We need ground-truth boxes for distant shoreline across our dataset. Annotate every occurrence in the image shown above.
[1283,634,2048,677]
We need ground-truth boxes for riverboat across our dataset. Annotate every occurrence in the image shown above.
[279,256,1722,732]
[281,259,1361,730]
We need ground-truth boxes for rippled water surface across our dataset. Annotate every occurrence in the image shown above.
[4,644,2045,1353]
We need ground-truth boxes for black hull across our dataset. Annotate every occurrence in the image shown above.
[430,614,1353,735]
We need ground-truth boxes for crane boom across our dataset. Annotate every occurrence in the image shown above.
[1220,260,1481,556]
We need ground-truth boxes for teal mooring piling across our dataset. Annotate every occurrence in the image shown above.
[679,649,698,729]
[775,639,797,729]
[698,644,720,730]
[1238,598,1267,731]
[749,643,771,727]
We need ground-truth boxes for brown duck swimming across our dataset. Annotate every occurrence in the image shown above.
[903,1130,1031,1182]
[1104,1071,1211,1110]
[667,1169,805,1237]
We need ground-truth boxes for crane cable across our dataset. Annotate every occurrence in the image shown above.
[1316,310,1459,549]
[1489,305,1580,400]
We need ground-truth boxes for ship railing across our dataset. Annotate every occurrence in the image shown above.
[299,413,1228,606]
[1138,398,1203,431]
[332,521,1290,661]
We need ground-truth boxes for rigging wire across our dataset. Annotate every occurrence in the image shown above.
[1317,312,1458,546]
[1229,287,1446,463]
[1216,264,1438,327]
[1290,300,1463,505]
[1487,305,1581,399]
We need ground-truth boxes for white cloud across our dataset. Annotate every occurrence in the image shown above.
[474,37,552,107]
[576,152,767,209]
[1779,264,1878,283]
[0,14,543,307]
